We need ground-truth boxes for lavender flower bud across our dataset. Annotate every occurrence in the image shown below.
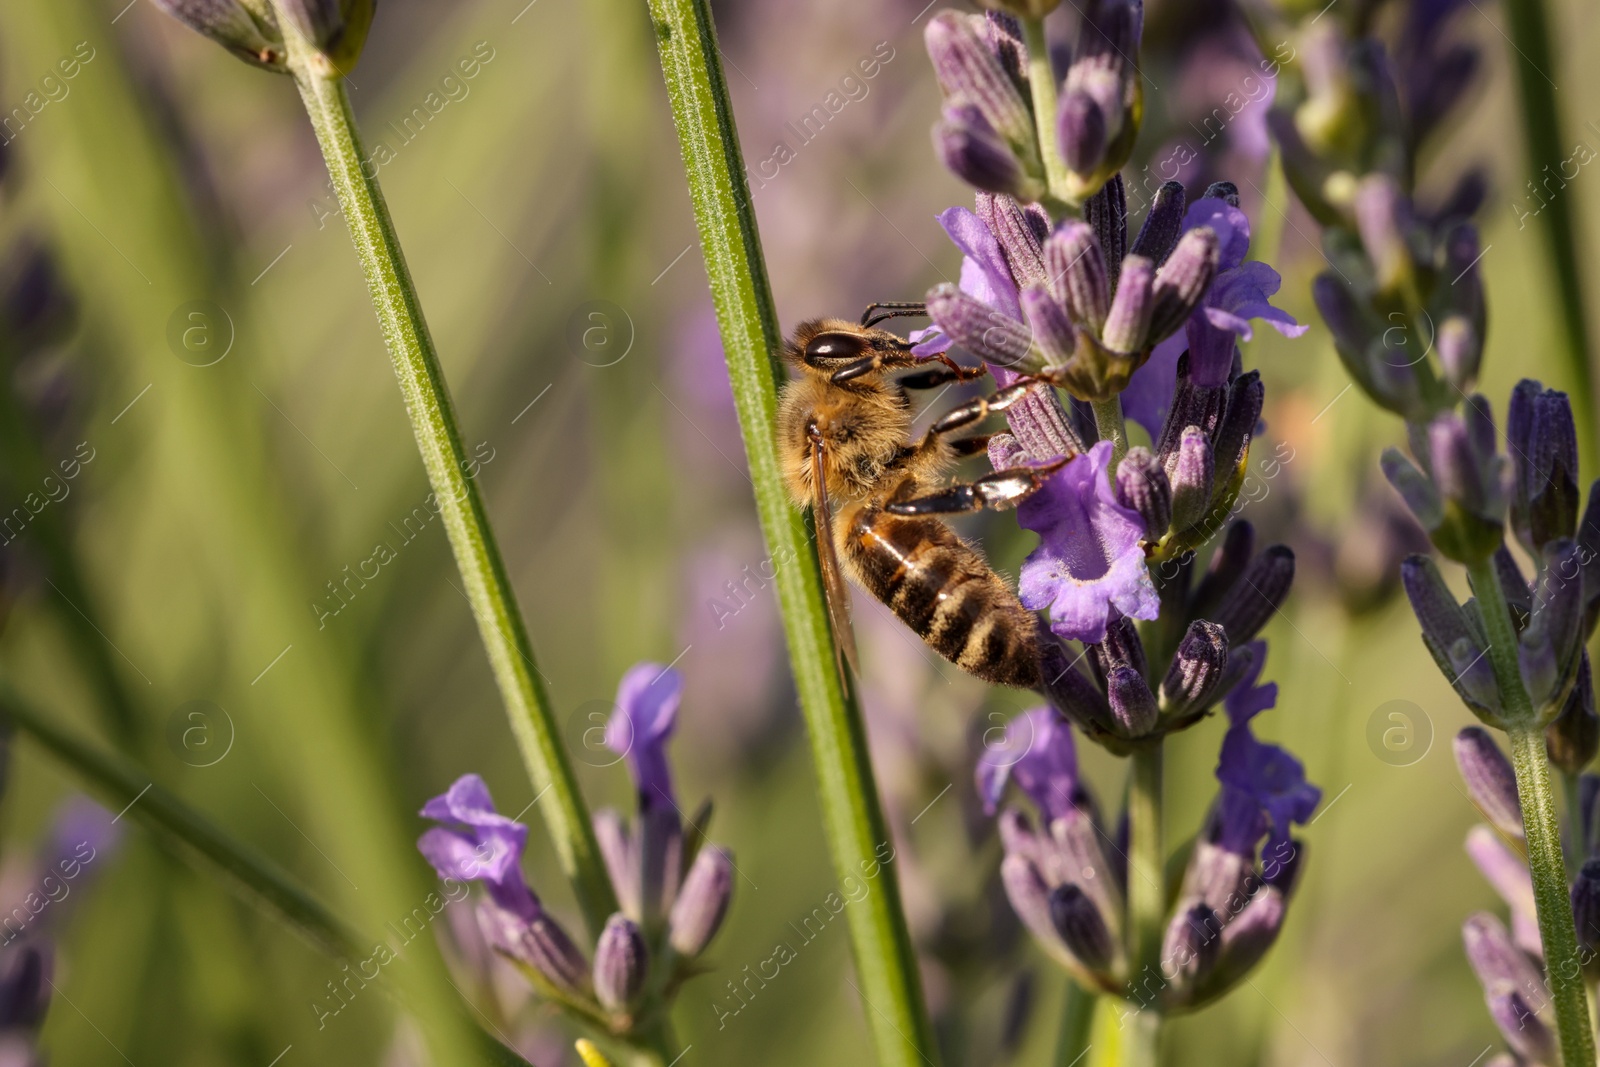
[1106,666,1159,737]
[480,902,591,999]
[1424,405,1507,564]
[926,283,1037,370]
[1487,990,1556,1065]
[1520,538,1584,710]
[1381,448,1443,531]
[1169,427,1215,532]
[1209,884,1288,996]
[1045,221,1110,332]
[1210,546,1294,646]
[1191,521,1256,622]
[1147,228,1221,346]
[1050,884,1117,972]
[978,193,1049,291]
[1162,903,1221,1002]
[1094,614,1147,678]
[1058,91,1107,177]
[1465,827,1536,932]
[637,803,683,928]
[0,945,49,1032]
[1454,728,1523,838]
[1548,655,1598,775]
[593,914,648,1015]
[1354,175,1418,294]
[925,12,1034,149]
[1086,176,1128,285]
[1021,286,1077,366]
[1437,315,1480,392]
[1462,912,1545,1001]
[1571,859,1600,974]
[1130,181,1187,264]
[1001,853,1061,952]
[668,846,734,958]
[1160,620,1230,719]
[1038,628,1118,739]
[1508,381,1580,553]
[1403,555,1501,717]
[1210,374,1264,506]
[1115,446,1171,537]
[934,105,1036,199]
[152,0,284,69]
[1101,254,1154,353]
[1582,481,1600,634]
[982,11,1029,92]
[276,0,373,68]
[592,809,638,920]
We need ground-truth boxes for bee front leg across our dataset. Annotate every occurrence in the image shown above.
[884,454,1069,516]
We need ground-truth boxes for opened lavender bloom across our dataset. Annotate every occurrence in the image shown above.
[419,662,733,1038]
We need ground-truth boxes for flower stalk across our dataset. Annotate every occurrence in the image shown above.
[1468,557,1596,1067]
[265,2,616,935]
[642,0,936,1063]
[1020,16,1072,212]
[1123,743,1163,1067]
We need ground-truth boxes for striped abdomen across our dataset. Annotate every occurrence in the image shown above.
[841,507,1039,688]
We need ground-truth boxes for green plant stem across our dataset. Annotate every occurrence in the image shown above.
[643,1,936,1064]
[1092,398,1130,465]
[0,682,362,958]
[1054,983,1096,1066]
[269,13,616,935]
[1470,558,1596,1067]
[1501,0,1596,449]
[1020,17,1072,208]
[1124,744,1163,1067]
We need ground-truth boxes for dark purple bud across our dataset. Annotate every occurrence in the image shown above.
[1581,480,1600,635]
[1191,521,1256,622]
[1454,727,1523,838]
[1057,92,1107,175]
[1062,0,1141,173]
[1155,354,1228,460]
[637,803,683,928]
[1168,426,1215,532]
[1147,228,1220,346]
[1045,220,1110,332]
[1210,884,1287,993]
[1115,446,1171,537]
[1574,858,1600,952]
[1161,903,1222,1003]
[978,193,1050,292]
[668,846,734,957]
[1548,655,1598,775]
[1437,315,1480,392]
[1404,555,1501,717]
[1488,990,1556,1065]
[981,11,1029,94]
[1085,176,1128,285]
[593,914,648,1014]
[1037,625,1117,737]
[925,12,1034,148]
[0,944,49,1032]
[1049,884,1117,972]
[1415,408,1506,563]
[1509,381,1581,553]
[1106,666,1159,737]
[1101,254,1154,353]
[1520,538,1585,709]
[1093,614,1147,677]
[1210,373,1265,499]
[480,901,591,999]
[152,0,285,68]
[1381,448,1443,531]
[1440,222,1487,325]
[1210,546,1294,646]
[1160,620,1230,718]
[926,283,1036,370]
[1354,174,1416,292]
[1021,286,1077,366]
[934,105,1034,198]
[1130,181,1187,264]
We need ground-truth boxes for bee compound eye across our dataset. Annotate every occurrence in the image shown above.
[804,331,866,365]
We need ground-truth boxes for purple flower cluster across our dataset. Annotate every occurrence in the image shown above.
[418,663,733,1033]
[979,685,1316,1010]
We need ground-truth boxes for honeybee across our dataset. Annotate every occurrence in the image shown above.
[777,303,1065,689]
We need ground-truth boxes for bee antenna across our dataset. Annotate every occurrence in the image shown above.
[859,302,928,328]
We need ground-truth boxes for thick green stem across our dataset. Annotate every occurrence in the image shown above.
[643,1,936,1064]
[1123,744,1163,1067]
[1021,17,1072,208]
[268,15,615,934]
[1092,397,1130,466]
[1470,559,1596,1067]
[1054,982,1096,1066]
[1502,0,1596,449]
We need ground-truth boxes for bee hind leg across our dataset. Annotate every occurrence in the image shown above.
[884,455,1069,516]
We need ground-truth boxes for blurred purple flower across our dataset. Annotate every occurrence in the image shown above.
[1123,197,1307,438]
[976,707,1090,822]
[1017,441,1159,644]
[604,663,683,811]
[1214,643,1320,851]
[418,774,537,920]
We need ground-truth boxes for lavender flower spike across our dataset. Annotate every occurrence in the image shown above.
[1017,441,1159,645]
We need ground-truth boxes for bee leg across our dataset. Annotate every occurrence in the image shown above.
[895,356,990,391]
[948,433,993,457]
[926,380,1045,437]
[859,301,927,328]
[884,455,1070,516]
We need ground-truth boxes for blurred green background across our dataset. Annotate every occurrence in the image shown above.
[0,0,1596,1063]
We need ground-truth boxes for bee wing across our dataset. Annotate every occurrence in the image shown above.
[808,423,861,683]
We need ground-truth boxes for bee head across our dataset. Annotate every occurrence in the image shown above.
[787,318,913,383]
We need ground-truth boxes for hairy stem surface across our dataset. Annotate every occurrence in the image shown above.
[1124,743,1164,1067]
[643,0,936,1063]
